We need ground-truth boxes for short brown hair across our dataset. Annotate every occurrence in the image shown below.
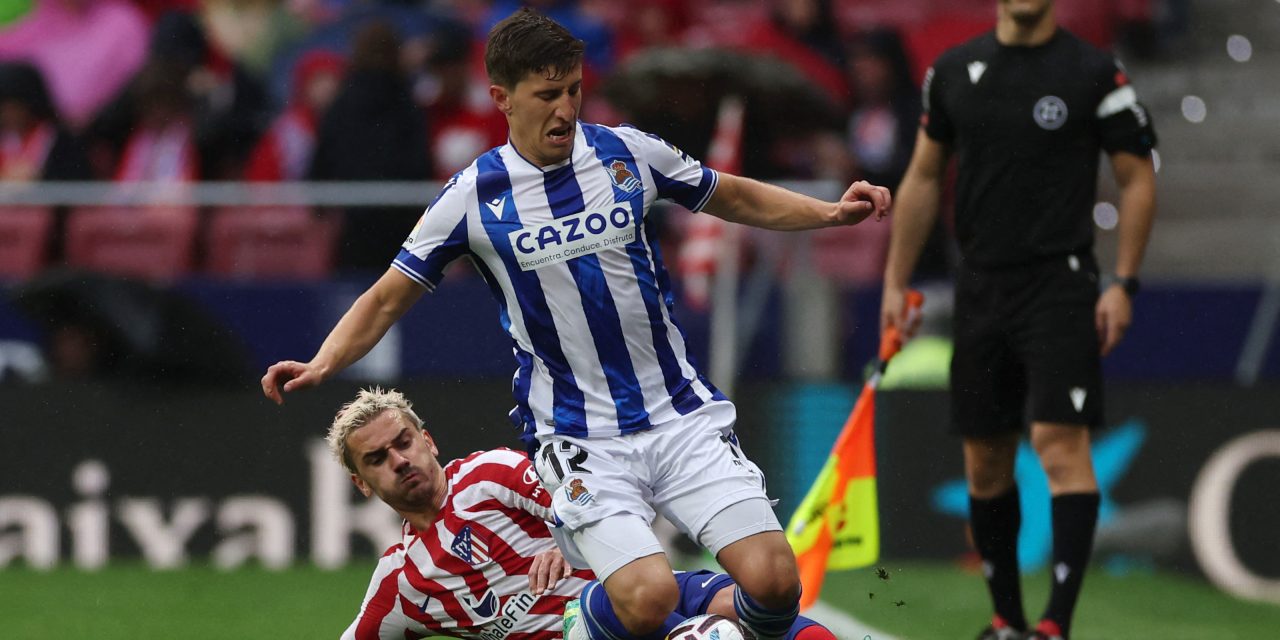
[484,8,585,88]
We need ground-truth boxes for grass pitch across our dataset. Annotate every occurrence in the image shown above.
[2,561,1278,639]
[822,560,1280,639]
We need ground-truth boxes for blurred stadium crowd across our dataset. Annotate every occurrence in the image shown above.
[0,0,1183,272]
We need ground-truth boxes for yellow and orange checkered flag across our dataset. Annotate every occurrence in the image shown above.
[786,290,923,610]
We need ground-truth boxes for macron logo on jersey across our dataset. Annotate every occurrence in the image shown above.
[509,205,636,271]
[451,525,490,565]
[486,196,506,219]
[967,61,987,84]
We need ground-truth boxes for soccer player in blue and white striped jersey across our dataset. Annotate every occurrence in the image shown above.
[263,9,890,640]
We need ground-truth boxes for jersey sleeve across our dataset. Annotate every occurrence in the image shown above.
[488,449,557,521]
[623,127,720,212]
[341,545,422,640]
[1095,59,1157,155]
[393,172,471,292]
[920,64,955,144]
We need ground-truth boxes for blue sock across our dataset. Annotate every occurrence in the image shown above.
[733,586,800,640]
[580,580,682,640]
[785,615,830,640]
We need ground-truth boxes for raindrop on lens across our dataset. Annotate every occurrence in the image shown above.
[1181,96,1207,123]
[1226,35,1252,62]
[1093,202,1119,230]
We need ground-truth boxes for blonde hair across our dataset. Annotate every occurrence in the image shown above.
[327,387,424,473]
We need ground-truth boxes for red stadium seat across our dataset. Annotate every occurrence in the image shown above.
[205,207,340,280]
[0,206,55,281]
[64,206,199,281]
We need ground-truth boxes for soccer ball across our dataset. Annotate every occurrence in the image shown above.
[665,614,754,640]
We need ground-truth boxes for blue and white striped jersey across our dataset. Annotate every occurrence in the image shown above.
[394,122,727,442]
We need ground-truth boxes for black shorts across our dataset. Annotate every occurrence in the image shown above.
[950,253,1103,437]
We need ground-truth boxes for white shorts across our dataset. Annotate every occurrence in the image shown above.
[535,401,781,579]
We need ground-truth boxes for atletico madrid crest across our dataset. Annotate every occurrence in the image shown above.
[450,525,491,565]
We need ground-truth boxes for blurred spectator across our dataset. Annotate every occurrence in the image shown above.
[726,0,848,104]
[770,0,846,70]
[310,21,430,270]
[114,60,199,182]
[844,29,918,190]
[267,2,447,109]
[0,0,148,131]
[0,61,90,182]
[310,21,430,182]
[415,27,505,180]
[244,50,344,181]
[611,0,693,62]
[843,29,951,283]
[201,0,310,77]
[87,11,270,180]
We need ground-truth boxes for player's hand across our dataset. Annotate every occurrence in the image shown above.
[528,548,573,596]
[880,285,921,339]
[834,180,892,224]
[261,360,326,405]
[1095,286,1132,356]
[1090,288,1131,358]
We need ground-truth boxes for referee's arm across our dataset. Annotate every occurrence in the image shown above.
[881,130,950,335]
[1096,151,1157,355]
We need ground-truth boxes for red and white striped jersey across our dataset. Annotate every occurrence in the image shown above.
[342,448,595,640]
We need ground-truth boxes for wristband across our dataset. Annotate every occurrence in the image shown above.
[1109,274,1140,298]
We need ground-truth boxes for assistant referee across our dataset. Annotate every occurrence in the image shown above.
[880,1,1157,639]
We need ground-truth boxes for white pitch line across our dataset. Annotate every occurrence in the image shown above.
[806,600,898,640]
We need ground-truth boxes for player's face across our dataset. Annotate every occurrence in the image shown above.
[999,0,1052,24]
[492,65,583,167]
[348,411,443,513]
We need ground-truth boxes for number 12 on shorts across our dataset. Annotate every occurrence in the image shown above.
[538,440,591,484]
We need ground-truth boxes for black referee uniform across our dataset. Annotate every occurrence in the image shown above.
[921,29,1157,436]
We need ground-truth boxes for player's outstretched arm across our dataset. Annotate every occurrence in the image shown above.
[881,130,949,338]
[702,173,890,232]
[262,268,425,404]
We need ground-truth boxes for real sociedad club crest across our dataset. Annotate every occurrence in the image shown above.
[566,478,595,506]
[609,160,642,193]
[451,525,490,565]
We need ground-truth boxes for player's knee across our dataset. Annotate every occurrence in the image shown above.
[964,436,1018,496]
[967,465,1015,497]
[737,552,801,609]
[1038,452,1092,487]
[611,575,679,633]
[1032,429,1089,475]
